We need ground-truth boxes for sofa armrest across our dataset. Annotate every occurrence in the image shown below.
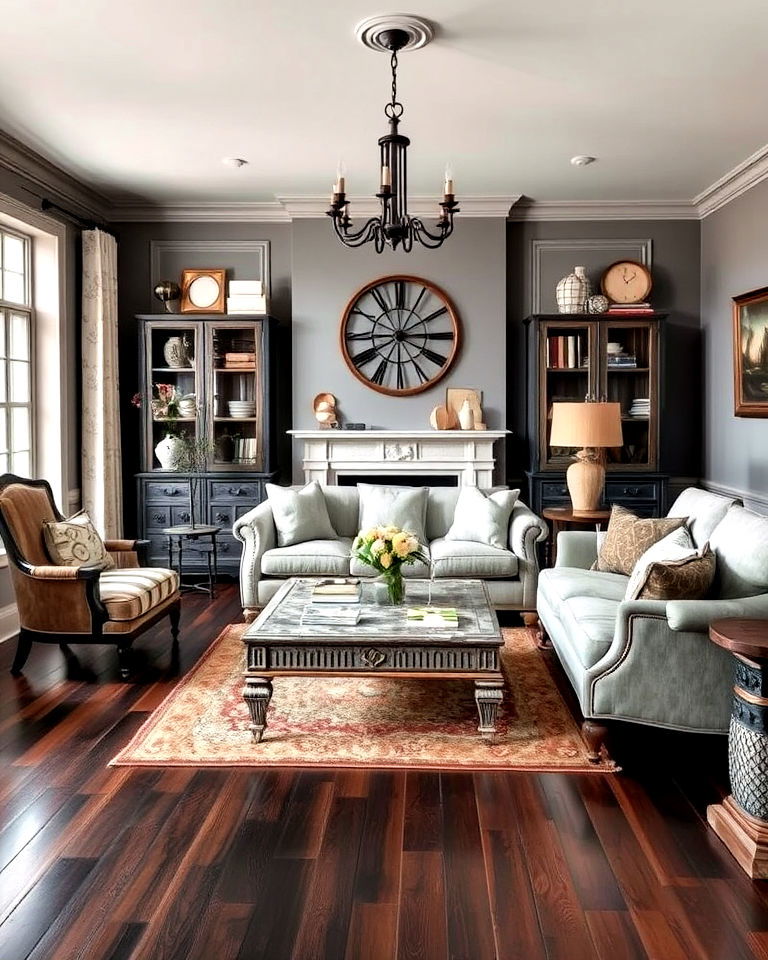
[508,502,548,558]
[666,594,768,633]
[233,501,277,614]
[555,531,599,570]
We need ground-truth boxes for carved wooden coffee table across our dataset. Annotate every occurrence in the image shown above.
[241,578,505,743]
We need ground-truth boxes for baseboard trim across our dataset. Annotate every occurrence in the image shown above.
[701,479,768,512]
[0,602,19,643]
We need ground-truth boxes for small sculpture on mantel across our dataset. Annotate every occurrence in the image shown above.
[313,392,339,429]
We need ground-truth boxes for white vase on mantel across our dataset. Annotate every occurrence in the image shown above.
[556,266,590,314]
[155,434,184,470]
[458,398,475,430]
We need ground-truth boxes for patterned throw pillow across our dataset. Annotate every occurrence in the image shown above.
[43,510,114,569]
[594,504,687,575]
[630,543,716,601]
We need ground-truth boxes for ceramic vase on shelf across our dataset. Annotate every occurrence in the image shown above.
[163,336,191,368]
[155,434,184,470]
[458,398,475,430]
[373,569,405,605]
[556,266,590,314]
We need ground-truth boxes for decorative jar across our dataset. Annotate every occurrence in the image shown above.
[556,266,590,314]
[155,434,184,470]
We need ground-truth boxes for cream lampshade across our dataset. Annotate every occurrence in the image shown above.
[549,402,623,514]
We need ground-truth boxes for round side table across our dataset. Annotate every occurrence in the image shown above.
[542,507,611,566]
[708,618,768,878]
[163,524,222,598]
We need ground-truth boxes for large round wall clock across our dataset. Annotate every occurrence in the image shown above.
[340,275,461,396]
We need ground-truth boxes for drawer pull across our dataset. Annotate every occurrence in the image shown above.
[215,512,228,524]
[151,512,166,524]
[179,512,191,523]
[163,487,180,497]
[623,486,640,496]
[228,487,246,497]
[559,486,567,495]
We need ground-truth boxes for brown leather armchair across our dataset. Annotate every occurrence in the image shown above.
[0,474,181,679]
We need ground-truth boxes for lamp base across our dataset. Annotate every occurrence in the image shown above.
[566,451,605,515]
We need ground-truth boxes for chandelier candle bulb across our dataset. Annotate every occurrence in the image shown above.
[381,165,391,187]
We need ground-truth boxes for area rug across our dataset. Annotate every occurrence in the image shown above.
[111,625,616,771]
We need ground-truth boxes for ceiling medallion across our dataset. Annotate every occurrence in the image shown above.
[326,14,459,253]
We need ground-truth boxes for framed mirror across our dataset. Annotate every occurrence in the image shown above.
[180,268,226,313]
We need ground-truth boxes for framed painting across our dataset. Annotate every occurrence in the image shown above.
[733,286,768,417]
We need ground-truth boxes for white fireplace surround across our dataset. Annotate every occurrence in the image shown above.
[289,429,509,487]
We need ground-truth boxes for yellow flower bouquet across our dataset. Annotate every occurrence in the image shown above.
[352,525,429,604]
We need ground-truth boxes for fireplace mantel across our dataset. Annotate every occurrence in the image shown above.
[289,429,509,487]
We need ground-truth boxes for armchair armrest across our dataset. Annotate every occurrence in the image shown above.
[105,538,149,568]
[555,531,599,569]
[27,563,103,580]
[666,594,768,632]
[16,562,107,634]
[233,500,277,615]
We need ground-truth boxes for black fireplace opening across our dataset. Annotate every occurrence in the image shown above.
[337,474,459,487]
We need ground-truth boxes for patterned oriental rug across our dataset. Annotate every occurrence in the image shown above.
[112,625,617,772]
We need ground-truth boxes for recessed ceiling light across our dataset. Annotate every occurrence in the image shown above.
[570,155,596,167]
[222,157,249,168]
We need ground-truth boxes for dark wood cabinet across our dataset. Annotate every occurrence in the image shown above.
[134,314,277,574]
[524,312,669,516]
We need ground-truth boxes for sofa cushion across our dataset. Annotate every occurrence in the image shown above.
[99,567,179,622]
[430,538,518,579]
[261,538,353,577]
[560,596,618,668]
[629,543,715,602]
[265,481,337,547]
[624,527,696,599]
[538,566,629,608]
[350,543,430,579]
[445,487,519,550]
[710,505,768,598]
[357,484,428,547]
[667,487,740,548]
[595,505,687,575]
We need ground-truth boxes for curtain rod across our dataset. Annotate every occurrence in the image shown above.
[39,198,117,236]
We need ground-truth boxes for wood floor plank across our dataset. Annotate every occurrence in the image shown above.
[584,909,649,960]
[396,851,448,960]
[351,770,405,905]
[274,770,335,860]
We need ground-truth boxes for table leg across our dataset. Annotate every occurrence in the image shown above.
[168,536,173,572]
[242,676,273,743]
[474,679,504,735]
[212,535,218,599]
[206,547,213,597]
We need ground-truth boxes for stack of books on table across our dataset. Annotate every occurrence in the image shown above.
[301,604,360,626]
[628,397,650,418]
[226,280,269,315]
[606,302,654,315]
[301,579,362,626]
[406,606,459,627]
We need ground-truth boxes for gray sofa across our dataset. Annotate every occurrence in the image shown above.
[233,485,548,620]
[536,487,768,760]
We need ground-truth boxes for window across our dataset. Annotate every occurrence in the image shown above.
[0,228,33,476]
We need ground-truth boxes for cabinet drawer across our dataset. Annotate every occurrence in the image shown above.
[604,481,659,502]
[208,480,263,503]
[541,481,570,500]
[144,480,189,501]
[208,503,258,529]
[145,505,199,530]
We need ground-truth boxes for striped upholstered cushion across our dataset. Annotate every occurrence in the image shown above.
[99,568,179,622]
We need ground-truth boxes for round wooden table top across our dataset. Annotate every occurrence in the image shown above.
[542,507,612,523]
[710,618,768,660]
[162,524,222,537]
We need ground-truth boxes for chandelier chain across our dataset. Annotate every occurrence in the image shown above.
[385,49,403,121]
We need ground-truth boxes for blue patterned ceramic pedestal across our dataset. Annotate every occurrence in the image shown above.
[241,578,504,744]
[707,618,768,878]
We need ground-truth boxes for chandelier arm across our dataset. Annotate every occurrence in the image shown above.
[332,214,381,247]
[410,217,455,249]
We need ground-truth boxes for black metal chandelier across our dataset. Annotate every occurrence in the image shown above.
[326,20,459,252]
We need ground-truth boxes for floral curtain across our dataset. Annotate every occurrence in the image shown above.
[82,228,123,537]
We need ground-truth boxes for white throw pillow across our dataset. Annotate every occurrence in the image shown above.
[357,484,428,547]
[266,481,337,547]
[445,487,520,550]
[624,526,696,600]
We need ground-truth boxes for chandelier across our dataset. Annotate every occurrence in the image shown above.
[326,16,459,252]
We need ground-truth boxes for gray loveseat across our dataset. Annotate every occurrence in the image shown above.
[536,487,768,760]
[233,485,548,620]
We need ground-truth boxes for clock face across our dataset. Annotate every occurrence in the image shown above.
[340,275,461,396]
[601,260,652,304]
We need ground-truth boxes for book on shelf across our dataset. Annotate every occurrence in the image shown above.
[226,294,268,314]
[547,335,585,370]
[233,437,257,461]
[224,352,256,363]
[229,280,263,296]
[607,354,638,367]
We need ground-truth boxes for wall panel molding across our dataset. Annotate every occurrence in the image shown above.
[701,479,768,514]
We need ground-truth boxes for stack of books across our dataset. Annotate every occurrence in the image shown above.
[311,579,361,603]
[301,605,360,626]
[407,606,459,627]
[227,280,269,315]
[547,335,585,369]
[628,398,650,418]
[607,352,638,368]
[606,302,654,315]
[233,437,258,463]
[302,579,362,626]
[224,352,256,369]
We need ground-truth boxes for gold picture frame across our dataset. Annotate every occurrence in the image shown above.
[180,268,227,314]
[733,285,768,417]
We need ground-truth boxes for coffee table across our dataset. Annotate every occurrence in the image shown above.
[241,578,505,743]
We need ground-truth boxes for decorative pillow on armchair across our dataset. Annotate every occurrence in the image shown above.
[594,504,687,575]
[265,481,338,547]
[43,510,114,569]
[445,487,519,550]
[624,527,715,600]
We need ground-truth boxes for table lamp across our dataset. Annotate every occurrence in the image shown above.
[549,402,623,514]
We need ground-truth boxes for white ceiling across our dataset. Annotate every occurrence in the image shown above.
[1,0,767,206]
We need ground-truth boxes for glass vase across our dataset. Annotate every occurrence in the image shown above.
[374,569,405,605]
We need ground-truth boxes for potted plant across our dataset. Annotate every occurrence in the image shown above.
[352,525,428,604]
[173,434,215,529]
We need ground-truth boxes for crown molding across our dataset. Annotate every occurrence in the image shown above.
[693,143,768,219]
[108,200,291,222]
[277,194,520,219]
[0,128,110,221]
[508,198,698,221]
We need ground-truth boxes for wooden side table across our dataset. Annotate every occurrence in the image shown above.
[708,618,768,878]
[542,507,611,566]
[163,524,222,598]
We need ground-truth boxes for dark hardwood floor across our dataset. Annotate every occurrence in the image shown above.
[0,583,766,959]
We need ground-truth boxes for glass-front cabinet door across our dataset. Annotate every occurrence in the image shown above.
[206,321,265,472]
[539,318,599,470]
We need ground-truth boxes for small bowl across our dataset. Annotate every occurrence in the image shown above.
[606,342,623,355]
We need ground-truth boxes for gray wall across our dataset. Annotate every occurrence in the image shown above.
[507,219,702,486]
[701,180,768,510]
[291,218,507,480]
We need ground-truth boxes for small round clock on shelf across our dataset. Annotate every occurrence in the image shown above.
[340,275,461,396]
[601,260,652,304]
